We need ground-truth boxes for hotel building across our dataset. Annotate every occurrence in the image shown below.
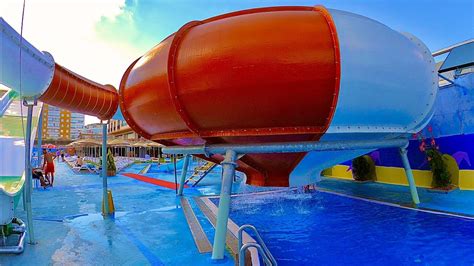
[41,104,85,140]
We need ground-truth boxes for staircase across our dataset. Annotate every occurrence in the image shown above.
[185,162,217,187]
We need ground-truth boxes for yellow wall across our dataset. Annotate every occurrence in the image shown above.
[328,165,353,180]
[374,167,432,188]
[459,170,474,190]
[324,165,474,190]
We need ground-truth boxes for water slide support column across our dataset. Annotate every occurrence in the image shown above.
[101,121,110,215]
[23,100,36,244]
[212,149,238,260]
[399,147,420,205]
[36,109,43,167]
[178,154,191,196]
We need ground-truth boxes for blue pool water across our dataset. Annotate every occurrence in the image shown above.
[222,190,474,265]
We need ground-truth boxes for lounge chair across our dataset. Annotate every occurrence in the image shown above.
[72,164,99,174]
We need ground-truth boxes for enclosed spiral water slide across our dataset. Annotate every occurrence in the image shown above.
[0,18,118,251]
[119,6,437,259]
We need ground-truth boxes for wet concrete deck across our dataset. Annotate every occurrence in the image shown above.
[0,161,235,265]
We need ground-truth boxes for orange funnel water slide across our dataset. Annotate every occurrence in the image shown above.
[120,6,437,187]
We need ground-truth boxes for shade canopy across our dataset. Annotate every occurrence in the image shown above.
[67,138,101,147]
[108,138,131,146]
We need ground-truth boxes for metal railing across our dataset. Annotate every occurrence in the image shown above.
[432,38,473,57]
[238,224,277,266]
[431,39,473,88]
[0,218,26,254]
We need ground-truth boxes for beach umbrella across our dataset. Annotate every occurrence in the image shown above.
[145,141,164,158]
[66,139,101,157]
[145,141,164,148]
[67,138,101,147]
[41,143,56,149]
[131,140,148,147]
[131,140,149,157]
[107,138,131,147]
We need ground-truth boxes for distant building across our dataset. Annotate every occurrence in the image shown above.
[41,104,84,140]
[78,122,103,140]
[108,119,141,140]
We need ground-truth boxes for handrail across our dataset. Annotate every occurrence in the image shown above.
[239,243,272,266]
[0,218,26,254]
[238,224,277,266]
[432,39,473,57]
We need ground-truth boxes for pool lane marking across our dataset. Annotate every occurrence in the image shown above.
[122,173,189,190]
[114,219,165,266]
[180,197,212,253]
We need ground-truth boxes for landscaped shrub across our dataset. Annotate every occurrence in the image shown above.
[352,155,374,181]
[425,148,451,188]
[99,149,117,176]
[107,149,116,172]
[415,126,452,189]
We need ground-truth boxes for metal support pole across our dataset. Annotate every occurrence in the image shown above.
[36,109,43,167]
[178,154,191,196]
[212,150,237,260]
[102,122,110,215]
[173,155,178,195]
[23,101,35,244]
[399,147,420,205]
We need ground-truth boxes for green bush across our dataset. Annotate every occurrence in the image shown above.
[107,149,116,172]
[425,148,451,188]
[351,155,374,181]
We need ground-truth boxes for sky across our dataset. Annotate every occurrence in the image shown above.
[1,0,473,124]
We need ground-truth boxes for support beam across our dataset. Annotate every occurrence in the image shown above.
[399,147,420,205]
[101,122,110,215]
[36,108,43,167]
[162,138,408,156]
[178,154,191,196]
[23,101,35,244]
[212,150,237,260]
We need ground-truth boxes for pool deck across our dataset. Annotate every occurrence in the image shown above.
[0,161,237,265]
[318,177,474,217]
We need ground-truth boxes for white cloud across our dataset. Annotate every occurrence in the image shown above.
[1,0,142,124]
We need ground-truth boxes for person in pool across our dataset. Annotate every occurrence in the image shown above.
[42,149,56,186]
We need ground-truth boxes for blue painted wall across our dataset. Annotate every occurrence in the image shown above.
[343,72,474,170]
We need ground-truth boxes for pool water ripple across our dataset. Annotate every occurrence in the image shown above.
[227,190,474,265]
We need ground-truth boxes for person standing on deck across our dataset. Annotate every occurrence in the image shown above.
[43,149,57,186]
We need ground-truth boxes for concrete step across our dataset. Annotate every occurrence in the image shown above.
[180,197,212,253]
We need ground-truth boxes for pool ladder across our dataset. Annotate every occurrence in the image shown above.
[238,224,277,266]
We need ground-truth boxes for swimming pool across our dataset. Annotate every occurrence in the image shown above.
[218,190,474,265]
